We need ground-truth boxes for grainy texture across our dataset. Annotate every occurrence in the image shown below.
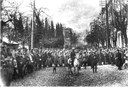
[10,65,128,86]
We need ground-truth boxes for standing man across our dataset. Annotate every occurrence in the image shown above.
[70,48,76,67]
[82,51,88,69]
[67,57,73,74]
[91,52,99,73]
[116,49,123,70]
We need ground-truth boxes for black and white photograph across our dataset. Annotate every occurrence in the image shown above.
[1,0,128,86]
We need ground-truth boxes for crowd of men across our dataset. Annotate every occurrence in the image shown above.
[1,45,128,86]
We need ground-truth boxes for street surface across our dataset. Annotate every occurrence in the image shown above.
[10,65,128,86]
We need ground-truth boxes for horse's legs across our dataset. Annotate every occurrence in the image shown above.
[77,66,79,74]
[92,65,97,73]
[70,67,73,75]
[68,66,72,74]
[84,62,87,69]
[68,67,70,74]
[92,66,95,73]
[74,66,79,75]
[93,66,95,73]
[95,65,97,73]
[74,67,75,74]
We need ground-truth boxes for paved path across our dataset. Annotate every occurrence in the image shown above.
[10,65,128,86]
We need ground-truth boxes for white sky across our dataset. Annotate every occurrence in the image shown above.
[3,0,101,32]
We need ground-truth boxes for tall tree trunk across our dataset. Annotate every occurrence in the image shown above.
[113,30,117,47]
[122,30,127,47]
[108,28,111,47]
[121,32,124,47]
[0,0,3,42]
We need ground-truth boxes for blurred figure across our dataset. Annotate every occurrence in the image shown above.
[91,52,98,73]
[116,49,123,70]
[52,63,57,73]
[67,57,73,74]
[70,48,76,67]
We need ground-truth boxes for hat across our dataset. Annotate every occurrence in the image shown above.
[72,47,75,50]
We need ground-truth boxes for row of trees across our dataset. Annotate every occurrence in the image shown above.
[85,0,128,48]
[1,1,79,48]
[86,19,106,47]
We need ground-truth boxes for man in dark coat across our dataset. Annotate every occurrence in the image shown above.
[91,52,99,73]
[70,48,75,66]
[116,49,123,70]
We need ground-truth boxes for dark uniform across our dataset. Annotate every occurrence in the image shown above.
[70,50,75,66]
[116,50,123,70]
[91,52,98,73]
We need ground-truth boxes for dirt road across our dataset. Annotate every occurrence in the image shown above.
[10,65,128,86]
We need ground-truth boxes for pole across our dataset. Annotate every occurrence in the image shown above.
[111,0,115,47]
[31,0,35,50]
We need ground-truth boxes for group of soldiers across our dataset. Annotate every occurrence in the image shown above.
[1,45,128,86]
[0,46,72,86]
[67,47,128,73]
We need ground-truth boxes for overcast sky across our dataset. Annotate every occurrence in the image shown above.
[3,0,101,32]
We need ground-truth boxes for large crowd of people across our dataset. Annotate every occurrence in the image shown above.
[1,44,128,86]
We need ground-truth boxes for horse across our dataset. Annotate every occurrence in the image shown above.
[67,53,80,75]
[73,57,80,75]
